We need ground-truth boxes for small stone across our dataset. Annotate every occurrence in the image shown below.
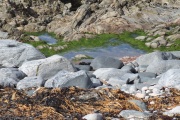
[135,93,145,99]
[82,113,103,120]
[150,101,155,105]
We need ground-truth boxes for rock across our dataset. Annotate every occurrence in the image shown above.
[128,100,148,111]
[45,70,93,89]
[19,55,76,80]
[74,65,91,71]
[0,40,45,67]
[138,72,157,82]
[170,51,180,58]
[30,35,40,41]
[121,65,136,73]
[167,34,180,41]
[0,31,8,39]
[119,110,152,119]
[146,60,180,74]
[163,106,180,116]
[0,68,26,87]
[82,113,103,120]
[91,78,102,88]
[120,73,140,84]
[136,51,176,66]
[93,68,129,81]
[17,76,43,89]
[150,42,159,48]
[90,56,124,70]
[135,93,146,99]
[74,54,91,60]
[107,77,126,87]
[158,69,180,89]
[79,59,93,65]
[135,36,146,41]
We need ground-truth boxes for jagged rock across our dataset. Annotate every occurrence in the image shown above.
[0,40,45,67]
[45,70,93,89]
[19,55,76,80]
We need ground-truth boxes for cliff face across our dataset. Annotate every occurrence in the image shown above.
[0,0,180,40]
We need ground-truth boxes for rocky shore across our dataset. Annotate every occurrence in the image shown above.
[0,40,180,119]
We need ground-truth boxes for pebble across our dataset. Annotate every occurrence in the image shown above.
[135,93,145,99]
[150,101,155,105]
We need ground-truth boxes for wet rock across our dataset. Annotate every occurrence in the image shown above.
[0,40,45,67]
[90,56,124,70]
[158,69,180,89]
[45,70,93,89]
[0,68,26,87]
[19,55,76,80]
[82,113,103,120]
[17,76,43,89]
[119,110,152,119]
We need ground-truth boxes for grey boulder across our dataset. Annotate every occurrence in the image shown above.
[136,51,176,66]
[90,56,124,70]
[17,76,44,89]
[163,106,180,116]
[146,60,180,74]
[93,68,129,81]
[0,40,45,67]
[158,69,180,88]
[19,55,76,80]
[0,68,26,87]
[45,70,93,89]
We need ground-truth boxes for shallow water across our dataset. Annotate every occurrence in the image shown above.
[61,43,145,59]
[38,34,57,44]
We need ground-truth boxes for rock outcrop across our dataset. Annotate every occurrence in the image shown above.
[0,0,179,41]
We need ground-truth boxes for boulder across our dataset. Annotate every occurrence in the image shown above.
[90,56,124,70]
[118,110,152,119]
[0,68,26,87]
[74,65,91,71]
[158,69,180,88]
[170,51,180,58]
[136,51,176,66]
[19,55,76,80]
[107,77,126,87]
[0,40,45,67]
[45,70,93,89]
[93,68,129,81]
[146,60,180,74]
[82,113,103,120]
[121,65,136,73]
[17,76,44,89]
